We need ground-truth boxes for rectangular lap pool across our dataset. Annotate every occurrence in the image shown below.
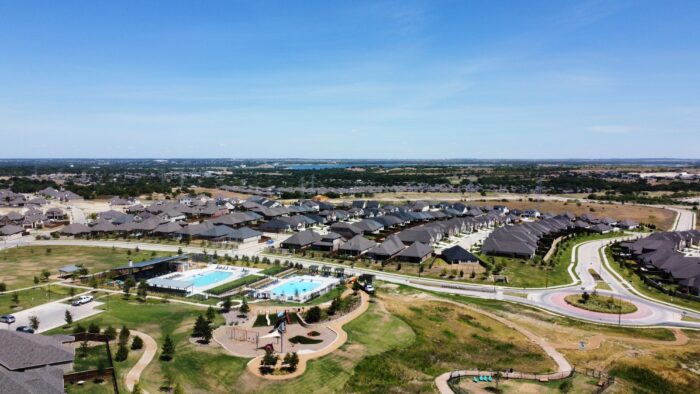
[254,275,340,302]
[147,265,261,296]
[191,270,233,287]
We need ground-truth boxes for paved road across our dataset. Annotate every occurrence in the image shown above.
[667,206,696,231]
[3,207,699,329]
[69,205,87,224]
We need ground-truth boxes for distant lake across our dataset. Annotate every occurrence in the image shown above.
[286,162,411,170]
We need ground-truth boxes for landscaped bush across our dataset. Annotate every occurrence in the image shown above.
[304,306,322,323]
[289,335,322,345]
[307,331,321,337]
[131,335,144,350]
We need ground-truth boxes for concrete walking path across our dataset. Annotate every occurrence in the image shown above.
[238,290,370,380]
[124,330,158,393]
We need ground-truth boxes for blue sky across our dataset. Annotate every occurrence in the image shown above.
[1,0,699,159]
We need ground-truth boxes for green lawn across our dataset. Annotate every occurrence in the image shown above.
[0,245,170,290]
[564,293,638,314]
[66,339,145,394]
[73,344,111,372]
[248,300,416,394]
[0,285,74,315]
[205,264,288,295]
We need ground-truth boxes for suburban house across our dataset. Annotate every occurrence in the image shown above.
[338,235,377,256]
[311,232,344,252]
[0,224,25,240]
[0,330,75,394]
[396,241,433,263]
[329,222,363,239]
[441,245,481,264]
[367,234,406,261]
[620,230,700,295]
[280,230,322,250]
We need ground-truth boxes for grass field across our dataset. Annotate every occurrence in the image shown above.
[0,285,74,315]
[564,293,638,314]
[0,245,170,289]
[421,287,700,394]
[66,339,145,394]
[48,294,224,394]
[343,295,556,392]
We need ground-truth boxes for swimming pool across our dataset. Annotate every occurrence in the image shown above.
[255,275,341,302]
[269,278,322,297]
[191,270,233,287]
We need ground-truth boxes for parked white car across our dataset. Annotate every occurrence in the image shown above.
[72,295,93,306]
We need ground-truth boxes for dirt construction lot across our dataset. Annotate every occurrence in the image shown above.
[479,200,676,230]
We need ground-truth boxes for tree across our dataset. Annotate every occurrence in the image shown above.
[206,306,216,322]
[69,287,76,298]
[284,352,299,372]
[84,322,99,335]
[96,359,107,383]
[33,276,39,285]
[305,306,322,323]
[327,296,340,316]
[41,269,51,281]
[131,335,144,350]
[73,324,86,334]
[29,315,39,330]
[131,381,143,394]
[0,282,5,292]
[79,339,90,358]
[115,343,129,362]
[581,291,590,303]
[119,325,131,344]
[239,298,250,314]
[177,247,183,255]
[64,310,73,327]
[137,280,148,300]
[192,315,209,338]
[123,277,136,298]
[11,292,19,306]
[201,322,213,344]
[161,334,175,361]
[221,296,232,313]
[104,325,117,341]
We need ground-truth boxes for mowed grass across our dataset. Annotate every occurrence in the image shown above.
[233,300,416,394]
[66,340,145,394]
[0,285,74,315]
[565,293,638,314]
[0,245,170,289]
[47,294,221,394]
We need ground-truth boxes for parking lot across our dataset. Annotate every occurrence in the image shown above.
[1,292,104,333]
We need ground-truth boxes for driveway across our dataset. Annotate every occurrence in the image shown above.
[2,297,104,333]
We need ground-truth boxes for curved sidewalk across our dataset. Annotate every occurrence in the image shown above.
[124,330,158,393]
[241,290,370,380]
